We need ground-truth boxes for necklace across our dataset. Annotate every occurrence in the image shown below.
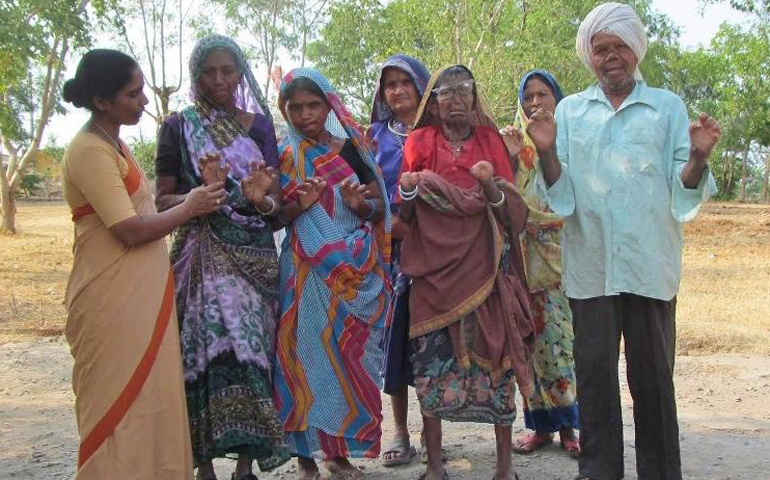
[445,126,472,154]
[388,118,411,137]
[388,118,413,149]
[91,120,123,154]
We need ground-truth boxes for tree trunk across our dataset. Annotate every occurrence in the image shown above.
[739,143,750,202]
[762,150,770,203]
[0,162,16,234]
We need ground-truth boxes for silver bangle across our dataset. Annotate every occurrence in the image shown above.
[255,195,277,216]
[398,184,418,201]
[489,190,505,207]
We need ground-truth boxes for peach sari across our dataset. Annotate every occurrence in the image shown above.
[62,131,193,480]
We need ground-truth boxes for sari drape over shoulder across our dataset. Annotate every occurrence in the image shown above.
[513,69,579,433]
[62,131,193,480]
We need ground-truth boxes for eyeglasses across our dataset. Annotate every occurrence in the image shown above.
[432,80,474,101]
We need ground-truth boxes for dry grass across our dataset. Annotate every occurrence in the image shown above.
[1,201,769,353]
[0,202,72,343]
[678,202,770,355]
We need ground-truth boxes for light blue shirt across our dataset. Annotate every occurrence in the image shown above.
[547,81,716,301]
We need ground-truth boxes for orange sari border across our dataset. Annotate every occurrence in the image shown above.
[77,268,175,468]
[71,142,142,223]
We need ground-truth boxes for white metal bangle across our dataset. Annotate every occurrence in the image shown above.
[255,195,277,216]
[398,184,418,201]
[489,190,505,207]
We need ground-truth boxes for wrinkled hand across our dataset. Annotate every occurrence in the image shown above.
[199,153,230,186]
[399,171,421,192]
[500,125,524,159]
[526,108,556,151]
[296,177,327,211]
[184,182,227,217]
[340,178,368,211]
[241,161,276,205]
[690,113,721,162]
[471,161,495,182]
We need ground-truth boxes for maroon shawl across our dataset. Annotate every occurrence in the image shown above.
[400,171,535,395]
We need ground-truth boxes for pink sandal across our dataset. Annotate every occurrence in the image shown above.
[560,430,580,458]
[512,432,553,454]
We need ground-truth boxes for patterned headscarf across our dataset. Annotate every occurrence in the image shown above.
[278,68,377,182]
[576,2,648,81]
[188,34,272,148]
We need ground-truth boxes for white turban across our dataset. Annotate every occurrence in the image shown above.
[576,2,648,80]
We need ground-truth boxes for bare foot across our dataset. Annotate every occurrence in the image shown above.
[297,457,321,480]
[418,466,447,480]
[324,457,362,479]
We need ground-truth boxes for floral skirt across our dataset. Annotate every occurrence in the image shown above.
[410,313,517,426]
[523,287,579,432]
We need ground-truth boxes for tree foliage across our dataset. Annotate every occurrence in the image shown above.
[0,0,91,233]
[95,0,188,129]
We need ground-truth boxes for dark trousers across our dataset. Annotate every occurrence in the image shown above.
[570,294,682,480]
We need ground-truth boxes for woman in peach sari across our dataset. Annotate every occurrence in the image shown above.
[61,49,225,480]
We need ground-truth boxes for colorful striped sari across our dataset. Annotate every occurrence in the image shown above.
[273,68,392,459]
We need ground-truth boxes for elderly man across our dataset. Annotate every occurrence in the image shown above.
[526,3,720,480]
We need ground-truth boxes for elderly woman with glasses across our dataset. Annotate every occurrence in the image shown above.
[398,65,536,480]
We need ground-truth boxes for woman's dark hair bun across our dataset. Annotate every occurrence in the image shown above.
[62,49,139,112]
[62,78,85,107]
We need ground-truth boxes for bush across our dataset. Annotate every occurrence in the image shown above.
[17,171,45,197]
[130,139,157,180]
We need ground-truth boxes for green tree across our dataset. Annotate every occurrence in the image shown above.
[97,0,188,130]
[0,0,91,234]
[703,0,770,201]
[308,0,680,123]
[213,0,298,98]
[709,24,770,201]
[130,138,157,180]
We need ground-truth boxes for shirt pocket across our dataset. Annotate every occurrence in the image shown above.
[621,125,667,177]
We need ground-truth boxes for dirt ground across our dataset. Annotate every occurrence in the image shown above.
[2,338,769,480]
[1,201,769,480]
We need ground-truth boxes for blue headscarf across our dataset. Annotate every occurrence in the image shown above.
[517,69,565,106]
[369,55,430,208]
[370,54,431,124]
